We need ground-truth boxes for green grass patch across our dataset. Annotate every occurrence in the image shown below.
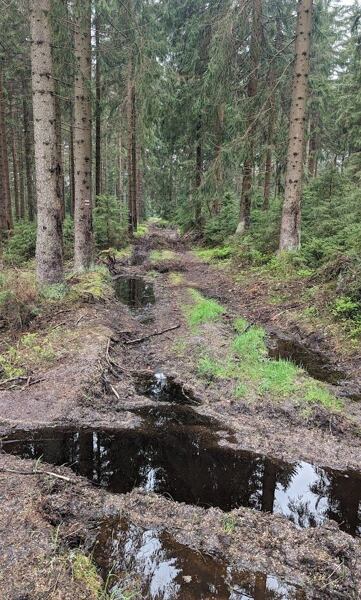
[67,267,113,302]
[304,382,343,411]
[69,551,103,596]
[133,223,150,239]
[149,249,176,263]
[169,272,184,286]
[184,289,225,328]
[0,331,58,381]
[193,245,233,263]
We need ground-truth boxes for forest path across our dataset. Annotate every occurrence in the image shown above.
[1,226,361,599]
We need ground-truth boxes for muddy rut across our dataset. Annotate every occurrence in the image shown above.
[1,226,361,599]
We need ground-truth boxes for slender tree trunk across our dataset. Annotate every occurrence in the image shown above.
[18,127,25,220]
[195,116,203,225]
[212,104,224,215]
[237,0,262,234]
[0,69,12,236]
[279,0,313,251]
[22,86,35,221]
[30,0,64,284]
[95,13,101,198]
[127,57,138,234]
[117,118,123,204]
[73,0,93,270]
[9,88,20,221]
[69,118,75,218]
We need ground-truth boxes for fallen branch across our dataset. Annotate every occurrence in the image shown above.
[0,468,74,483]
[124,324,181,345]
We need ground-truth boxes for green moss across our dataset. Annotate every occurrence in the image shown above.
[149,249,176,263]
[184,289,225,328]
[169,272,184,286]
[133,223,150,238]
[41,283,68,301]
[223,515,237,534]
[68,267,113,302]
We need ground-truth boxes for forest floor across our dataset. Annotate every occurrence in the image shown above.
[1,225,361,599]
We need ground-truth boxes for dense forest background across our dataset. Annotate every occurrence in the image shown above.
[1,0,361,335]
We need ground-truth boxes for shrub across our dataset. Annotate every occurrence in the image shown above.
[3,221,36,265]
[94,195,127,249]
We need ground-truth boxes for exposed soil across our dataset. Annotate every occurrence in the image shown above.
[1,226,361,599]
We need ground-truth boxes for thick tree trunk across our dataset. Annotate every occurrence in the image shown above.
[279,0,313,251]
[73,0,93,270]
[30,0,64,284]
[0,69,12,237]
[54,93,65,221]
[22,87,35,221]
[237,0,262,234]
[95,13,101,198]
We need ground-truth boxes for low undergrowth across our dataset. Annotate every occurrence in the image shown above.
[0,263,113,331]
[0,328,74,382]
[192,245,234,264]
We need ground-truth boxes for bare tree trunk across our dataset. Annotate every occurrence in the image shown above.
[212,103,224,215]
[18,126,25,220]
[54,93,65,221]
[9,87,20,221]
[127,57,138,234]
[22,85,35,221]
[237,0,262,234]
[308,115,318,178]
[279,0,313,251]
[195,116,203,225]
[73,0,93,270]
[95,12,101,198]
[117,116,123,204]
[30,0,64,284]
[0,69,12,236]
[69,118,75,218]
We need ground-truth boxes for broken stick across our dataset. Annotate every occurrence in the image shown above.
[124,324,181,345]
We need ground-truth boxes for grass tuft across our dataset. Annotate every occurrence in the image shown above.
[149,249,176,263]
[193,245,233,263]
[185,289,225,328]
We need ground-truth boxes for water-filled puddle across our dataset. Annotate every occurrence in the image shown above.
[134,372,201,405]
[267,335,345,385]
[114,277,155,310]
[2,405,361,536]
[94,518,305,599]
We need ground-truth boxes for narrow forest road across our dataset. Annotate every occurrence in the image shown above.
[1,226,361,599]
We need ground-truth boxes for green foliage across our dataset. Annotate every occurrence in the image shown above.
[68,267,113,302]
[3,221,36,265]
[185,289,225,328]
[193,245,233,263]
[332,296,361,320]
[0,332,57,382]
[94,195,127,249]
[69,551,102,597]
[134,223,150,238]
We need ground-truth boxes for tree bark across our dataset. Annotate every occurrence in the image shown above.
[9,87,20,221]
[95,12,101,198]
[279,0,313,251]
[30,0,64,284]
[22,85,35,221]
[127,56,138,234]
[69,118,75,218]
[0,69,12,237]
[195,116,202,225]
[54,92,65,221]
[73,0,93,270]
[308,115,319,178]
[237,0,262,234]
[18,126,25,220]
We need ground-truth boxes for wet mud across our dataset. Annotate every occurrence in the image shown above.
[94,517,306,599]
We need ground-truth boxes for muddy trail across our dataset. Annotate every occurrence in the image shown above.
[1,226,361,599]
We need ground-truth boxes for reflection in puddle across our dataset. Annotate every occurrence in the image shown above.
[94,519,305,599]
[114,277,155,310]
[2,406,361,537]
[134,372,200,405]
[267,336,345,385]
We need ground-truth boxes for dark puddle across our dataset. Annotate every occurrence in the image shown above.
[94,518,305,599]
[114,277,155,310]
[267,335,346,385]
[134,371,201,406]
[2,404,361,536]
